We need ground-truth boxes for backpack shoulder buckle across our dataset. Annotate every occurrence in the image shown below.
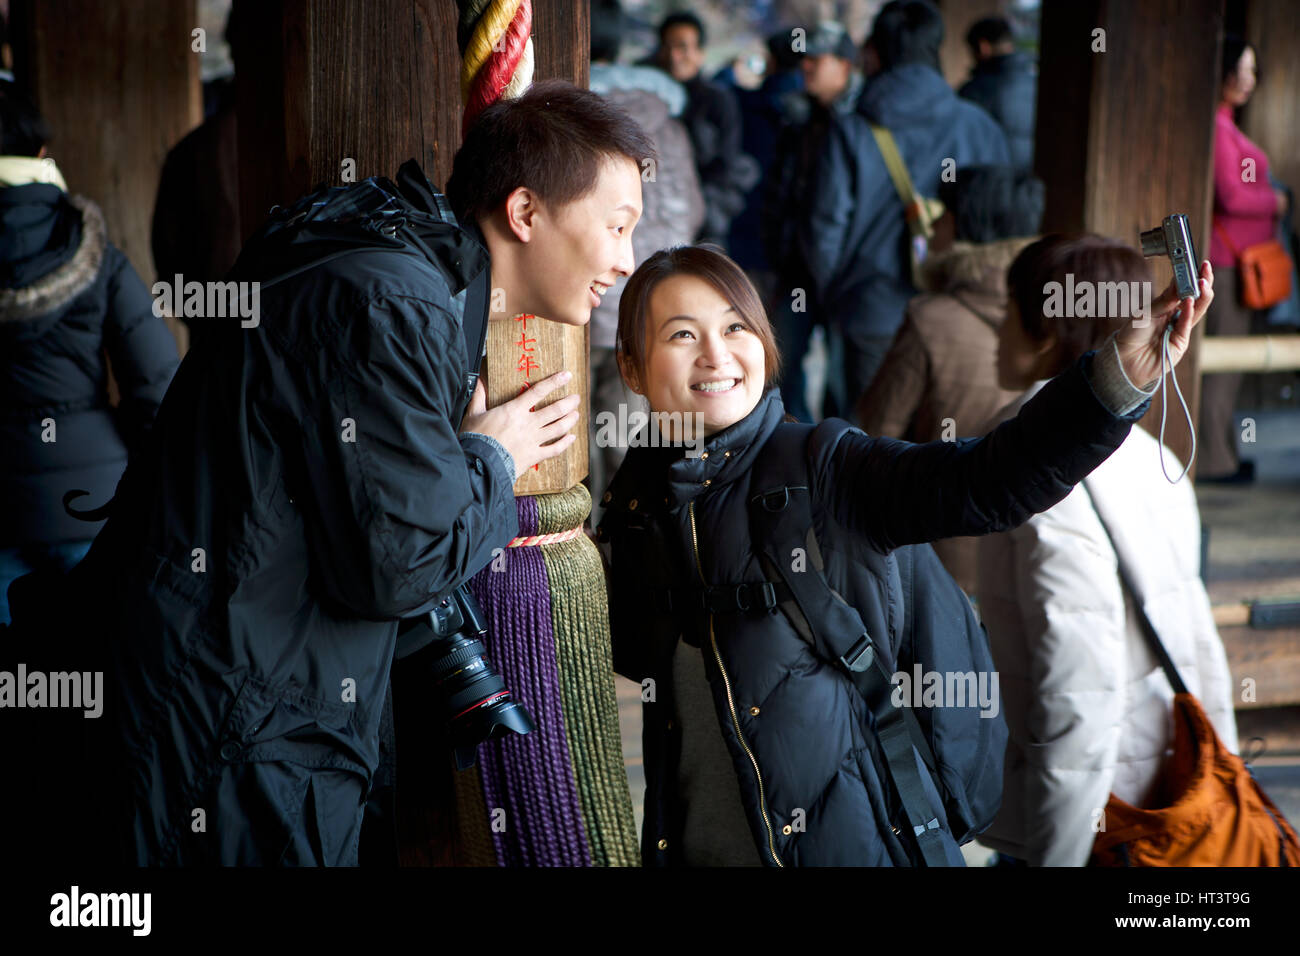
[840,634,875,673]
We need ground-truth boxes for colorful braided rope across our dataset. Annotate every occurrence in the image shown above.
[455,0,638,868]
[470,485,639,867]
[458,0,535,136]
[507,526,584,548]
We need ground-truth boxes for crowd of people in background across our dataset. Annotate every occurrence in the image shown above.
[579,0,1281,866]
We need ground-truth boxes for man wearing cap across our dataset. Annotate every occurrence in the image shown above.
[803,0,1009,411]
[761,22,864,421]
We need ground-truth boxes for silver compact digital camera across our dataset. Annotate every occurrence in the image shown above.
[1140,214,1200,300]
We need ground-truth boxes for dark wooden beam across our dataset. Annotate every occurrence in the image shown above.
[233,0,462,240]
[1036,0,1225,472]
[10,0,201,352]
[234,0,590,240]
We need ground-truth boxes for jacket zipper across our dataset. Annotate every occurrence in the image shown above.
[687,501,784,867]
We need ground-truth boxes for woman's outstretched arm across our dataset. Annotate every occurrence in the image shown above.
[820,264,1214,551]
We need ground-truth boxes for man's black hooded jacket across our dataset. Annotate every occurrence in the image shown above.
[80,166,517,865]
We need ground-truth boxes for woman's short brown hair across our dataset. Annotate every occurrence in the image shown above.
[1007,234,1152,375]
[615,245,782,391]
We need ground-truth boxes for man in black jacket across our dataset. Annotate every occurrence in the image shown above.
[803,0,1009,413]
[762,21,864,421]
[653,11,756,246]
[80,80,650,865]
[958,17,1037,171]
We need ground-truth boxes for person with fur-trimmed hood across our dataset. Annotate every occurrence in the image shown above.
[0,81,179,625]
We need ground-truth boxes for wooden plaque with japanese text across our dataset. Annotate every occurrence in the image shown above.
[479,314,589,495]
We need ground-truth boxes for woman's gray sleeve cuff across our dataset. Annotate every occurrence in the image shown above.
[1088,332,1159,416]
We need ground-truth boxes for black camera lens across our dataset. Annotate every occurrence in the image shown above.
[426,633,535,768]
[395,588,535,769]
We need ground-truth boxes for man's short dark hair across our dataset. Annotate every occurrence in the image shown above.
[447,79,656,227]
[0,81,49,156]
[869,0,943,72]
[938,166,1044,243]
[590,0,625,64]
[966,16,1013,53]
[659,11,705,47]
[767,29,803,72]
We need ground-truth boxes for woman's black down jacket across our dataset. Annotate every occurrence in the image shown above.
[599,354,1147,867]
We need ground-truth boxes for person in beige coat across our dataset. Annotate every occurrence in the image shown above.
[976,235,1239,866]
[859,165,1042,594]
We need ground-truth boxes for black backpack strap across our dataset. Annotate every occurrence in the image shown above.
[660,581,792,615]
[749,421,951,866]
[456,262,490,423]
[393,159,489,424]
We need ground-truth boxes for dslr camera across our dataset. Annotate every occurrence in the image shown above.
[395,583,535,770]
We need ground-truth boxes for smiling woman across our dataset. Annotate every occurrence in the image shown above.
[598,240,1215,868]
[615,245,781,436]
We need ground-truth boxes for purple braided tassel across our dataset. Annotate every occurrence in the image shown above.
[470,494,592,866]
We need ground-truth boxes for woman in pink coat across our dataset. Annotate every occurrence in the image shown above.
[1199,35,1289,481]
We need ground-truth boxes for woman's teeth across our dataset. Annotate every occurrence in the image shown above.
[590,282,609,297]
[691,379,737,392]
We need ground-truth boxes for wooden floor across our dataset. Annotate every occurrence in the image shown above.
[1197,406,1300,738]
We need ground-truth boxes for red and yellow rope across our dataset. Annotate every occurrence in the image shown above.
[458,0,535,136]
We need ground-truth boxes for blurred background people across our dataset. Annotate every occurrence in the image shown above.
[858,165,1044,594]
[0,81,178,624]
[724,29,805,305]
[151,5,247,356]
[802,0,1009,415]
[588,0,704,519]
[762,20,863,422]
[1199,35,1289,483]
[958,15,1037,172]
[651,10,757,247]
[977,235,1238,866]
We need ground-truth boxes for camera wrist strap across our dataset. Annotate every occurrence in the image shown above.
[1156,320,1196,484]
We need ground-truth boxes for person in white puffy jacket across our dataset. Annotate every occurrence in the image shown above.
[976,234,1239,867]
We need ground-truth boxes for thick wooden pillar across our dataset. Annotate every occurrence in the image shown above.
[233,0,454,238]
[1241,0,1300,195]
[10,0,202,353]
[234,0,587,237]
[1035,0,1225,471]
